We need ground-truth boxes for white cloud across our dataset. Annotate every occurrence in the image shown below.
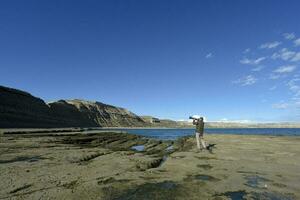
[243,48,250,54]
[273,65,297,73]
[287,78,300,96]
[272,102,289,109]
[271,48,296,61]
[269,86,277,90]
[269,74,281,80]
[294,38,300,46]
[205,53,213,58]
[283,33,295,40]
[240,57,266,65]
[269,68,295,79]
[291,52,300,62]
[233,75,257,86]
[292,96,300,101]
[271,48,300,62]
[259,41,281,49]
[272,97,300,111]
[252,65,265,72]
[240,58,251,64]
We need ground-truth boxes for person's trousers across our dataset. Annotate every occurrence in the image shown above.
[195,132,206,149]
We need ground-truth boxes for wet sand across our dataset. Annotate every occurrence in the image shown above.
[0,130,299,199]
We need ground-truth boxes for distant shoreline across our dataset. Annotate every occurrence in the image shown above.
[101,126,300,129]
[2,126,300,133]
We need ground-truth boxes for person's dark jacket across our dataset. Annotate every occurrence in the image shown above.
[196,120,204,136]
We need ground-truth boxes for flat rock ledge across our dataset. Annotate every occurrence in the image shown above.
[0,130,300,199]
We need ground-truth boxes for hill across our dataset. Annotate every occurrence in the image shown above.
[0,85,147,128]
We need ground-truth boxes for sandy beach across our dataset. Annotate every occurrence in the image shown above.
[0,130,299,200]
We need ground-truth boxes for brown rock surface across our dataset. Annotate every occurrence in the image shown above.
[0,130,299,200]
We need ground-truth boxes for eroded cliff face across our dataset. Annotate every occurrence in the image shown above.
[0,85,147,128]
[48,99,146,127]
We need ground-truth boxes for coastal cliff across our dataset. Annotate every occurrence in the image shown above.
[0,85,147,128]
[49,99,146,127]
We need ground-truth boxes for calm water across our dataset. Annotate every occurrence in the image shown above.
[104,128,300,140]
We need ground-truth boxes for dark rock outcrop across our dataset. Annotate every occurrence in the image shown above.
[0,85,147,128]
[0,85,67,128]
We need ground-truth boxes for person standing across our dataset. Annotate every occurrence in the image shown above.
[192,116,207,150]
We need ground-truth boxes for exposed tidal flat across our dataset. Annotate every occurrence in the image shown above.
[0,129,300,200]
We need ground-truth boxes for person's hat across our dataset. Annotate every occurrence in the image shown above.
[190,115,201,120]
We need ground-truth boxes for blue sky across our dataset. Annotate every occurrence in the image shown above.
[1,0,300,122]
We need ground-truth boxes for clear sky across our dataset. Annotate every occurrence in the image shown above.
[1,0,300,122]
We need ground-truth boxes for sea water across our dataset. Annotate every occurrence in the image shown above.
[103,128,300,140]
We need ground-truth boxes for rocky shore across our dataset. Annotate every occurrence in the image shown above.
[0,129,299,199]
